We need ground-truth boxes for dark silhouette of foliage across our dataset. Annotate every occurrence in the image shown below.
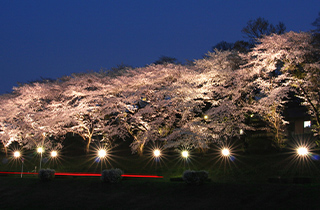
[212,40,252,53]
[153,56,179,65]
[233,40,252,53]
[312,12,320,33]
[212,41,234,51]
[242,17,286,43]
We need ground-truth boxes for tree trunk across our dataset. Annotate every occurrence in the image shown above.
[138,143,145,156]
[3,145,8,157]
[86,136,92,154]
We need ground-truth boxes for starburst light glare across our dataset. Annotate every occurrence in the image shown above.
[51,151,58,158]
[37,147,44,153]
[13,151,21,158]
[153,149,161,158]
[221,148,231,157]
[297,147,309,156]
[181,150,189,159]
[37,147,45,170]
[98,149,107,158]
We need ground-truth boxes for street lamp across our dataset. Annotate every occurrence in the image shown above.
[13,151,23,178]
[37,147,44,170]
[49,150,58,169]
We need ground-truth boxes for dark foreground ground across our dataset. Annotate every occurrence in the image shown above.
[1,141,320,209]
[0,176,319,210]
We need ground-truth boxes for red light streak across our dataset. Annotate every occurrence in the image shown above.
[0,171,163,178]
[55,172,100,176]
[121,174,163,178]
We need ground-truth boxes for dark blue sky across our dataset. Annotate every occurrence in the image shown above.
[1,1,320,94]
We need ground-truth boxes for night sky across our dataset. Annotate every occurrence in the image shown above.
[1,1,319,94]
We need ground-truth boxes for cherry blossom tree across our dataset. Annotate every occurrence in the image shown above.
[2,32,318,154]
[0,82,67,154]
[0,54,252,154]
[242,31,320,146]
[0,74,127,153]
[192,50,251,147]
[108,64,206,153]
[37,73,129,153]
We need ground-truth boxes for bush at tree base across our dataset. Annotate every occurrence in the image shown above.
[101,168,124,183]
[38,169,55,181]
[182,170,209,185]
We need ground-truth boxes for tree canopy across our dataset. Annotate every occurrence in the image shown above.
[1,30,319,154]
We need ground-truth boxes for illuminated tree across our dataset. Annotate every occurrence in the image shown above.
[105,61,249,153]
[0,54,251,154]
[109,64,207,153]
[0,94,23,154]
[46,73,129,153]
[242,31,320,145]
[0,74,128,153]
[2,32,318,154]
[192,50,251,147]
[0,82,67,152]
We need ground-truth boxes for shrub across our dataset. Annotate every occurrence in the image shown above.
[101,169,124,183]
[182,170,209,185]
[38,169,55,181]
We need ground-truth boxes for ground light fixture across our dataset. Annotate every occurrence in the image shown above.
[50,150,58,158]
[13,151,21,158]
[97,149,108,172]
[297,146,309,157]
[98,149,107,159]
[181,150,189,159]
[153,149,161,158]
[221,148,231,157]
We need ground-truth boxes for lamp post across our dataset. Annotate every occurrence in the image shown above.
[181,150,190,169]
[37,147,44,170]
[152,149,162,167]
[50,150,58,168]
[13,151,23,178]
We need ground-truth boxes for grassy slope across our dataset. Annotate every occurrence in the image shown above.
[1,147,320,209]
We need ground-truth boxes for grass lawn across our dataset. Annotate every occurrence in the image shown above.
[0,176,320,209]
[1,146,320,209]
